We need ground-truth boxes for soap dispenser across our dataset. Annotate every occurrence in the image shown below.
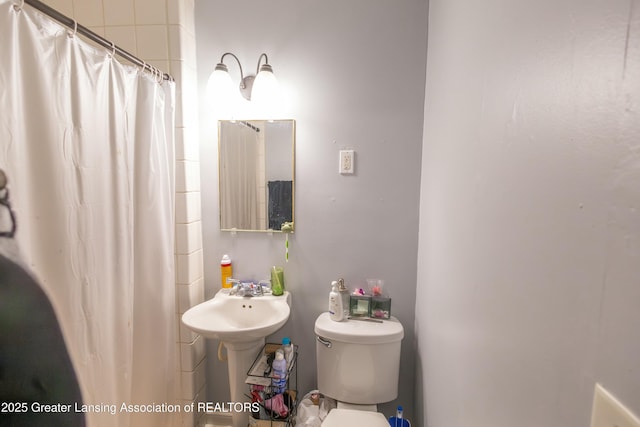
[329,278,350,322]
[328,281,344,321]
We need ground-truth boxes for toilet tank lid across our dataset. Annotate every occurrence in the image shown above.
[314,312,404,344]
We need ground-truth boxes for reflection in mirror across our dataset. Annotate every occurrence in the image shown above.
[219,120,295,232]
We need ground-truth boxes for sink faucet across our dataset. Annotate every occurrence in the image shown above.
[229,280,270,297]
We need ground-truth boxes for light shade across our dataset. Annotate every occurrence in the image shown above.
[207,53,279,116]
[251,63,279,112]
[207,64,234,104]
[207,63,242,118]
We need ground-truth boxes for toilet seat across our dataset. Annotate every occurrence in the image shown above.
[322,408,389,427]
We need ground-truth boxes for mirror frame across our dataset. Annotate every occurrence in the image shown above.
[218,119,296,233]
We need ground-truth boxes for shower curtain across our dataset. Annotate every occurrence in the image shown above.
[0,2,178,426]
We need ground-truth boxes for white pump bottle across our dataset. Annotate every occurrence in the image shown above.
[328,281,345,321]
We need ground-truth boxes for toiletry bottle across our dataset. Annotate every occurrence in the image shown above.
[282,337,293,368]
[388,405,410,427]
[329,281,344,321]
[271,349,287,394]
[221,254,232,288]
[337,278,350,320]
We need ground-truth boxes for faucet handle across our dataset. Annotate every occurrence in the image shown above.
[228,279,241,295]
[258,280,272,294]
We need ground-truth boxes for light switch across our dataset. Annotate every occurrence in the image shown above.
[591,383,640,427]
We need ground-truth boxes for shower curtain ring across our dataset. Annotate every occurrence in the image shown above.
[68,19,78,38]
[108,41,116,58]
[13,0,24,12]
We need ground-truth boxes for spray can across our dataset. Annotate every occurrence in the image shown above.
[337,278,350,320]
[220,254,232,288]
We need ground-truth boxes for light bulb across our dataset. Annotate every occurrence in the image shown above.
[207,66,232,101]
[251,65,279,117]
[207,65,240,119]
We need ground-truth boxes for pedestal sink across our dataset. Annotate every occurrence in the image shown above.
[181,289,291,427]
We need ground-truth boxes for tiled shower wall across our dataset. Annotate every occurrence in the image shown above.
[39,0,205,425]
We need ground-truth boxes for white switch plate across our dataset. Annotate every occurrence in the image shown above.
[591,383,640,427]
[339,150,355,174]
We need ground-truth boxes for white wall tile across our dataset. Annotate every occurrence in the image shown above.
[176,86,198,129]
[174,64,199,129]
[168,25,193,62]
[103,0,135,26]
[87,26,105,37]
[176,221,203,255]
[183,125,200,162]
[180,357,206,400]
[178,314,199,343]
[146,59,170,75]
[167,0,194,32]
[175,191,202,224]
[175,161,187,192]
[42,0,74,17]
[104,25,137,56]
[185,192,202,223]
[180,333,205,371]
[175,191,189,224]
[168,25,181,61]
[175,125,199,162]
[176,249,203,284]
[177,276,204,313]
[166,0,179,26]
[176,160,201,193]
[179,384,207,427]
[136,25,169,61]
[134,0,167,25]
[174,127,187,161]
[181,0,195,36]
[73,0,104,27]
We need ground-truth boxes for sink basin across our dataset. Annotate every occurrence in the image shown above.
[182,288,292,427]
[181,289,291,343]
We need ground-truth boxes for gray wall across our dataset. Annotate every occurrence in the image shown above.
[195,0,428,420]
[417,0,640,426]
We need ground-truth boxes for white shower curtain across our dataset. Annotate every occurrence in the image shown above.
[0,2,178,426]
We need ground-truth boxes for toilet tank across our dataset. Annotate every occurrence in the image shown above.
[314,312,404,405]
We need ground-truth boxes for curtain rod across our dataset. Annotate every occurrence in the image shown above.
[22,0,174,82]
[238,121,261,132]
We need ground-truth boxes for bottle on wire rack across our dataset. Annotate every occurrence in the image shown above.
[271,349,287,394]
[282,337,294,369]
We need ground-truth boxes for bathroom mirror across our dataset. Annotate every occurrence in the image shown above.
[218,119,295,232]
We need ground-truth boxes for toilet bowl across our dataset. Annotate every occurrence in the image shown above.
[314,312,404,425]
[322,408,389,427]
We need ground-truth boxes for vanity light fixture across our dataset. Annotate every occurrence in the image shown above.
[208,52,277,102]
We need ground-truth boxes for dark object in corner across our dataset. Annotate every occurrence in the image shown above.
[0,254,85,427]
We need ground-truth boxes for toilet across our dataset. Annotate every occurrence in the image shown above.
[314,312,404,426]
